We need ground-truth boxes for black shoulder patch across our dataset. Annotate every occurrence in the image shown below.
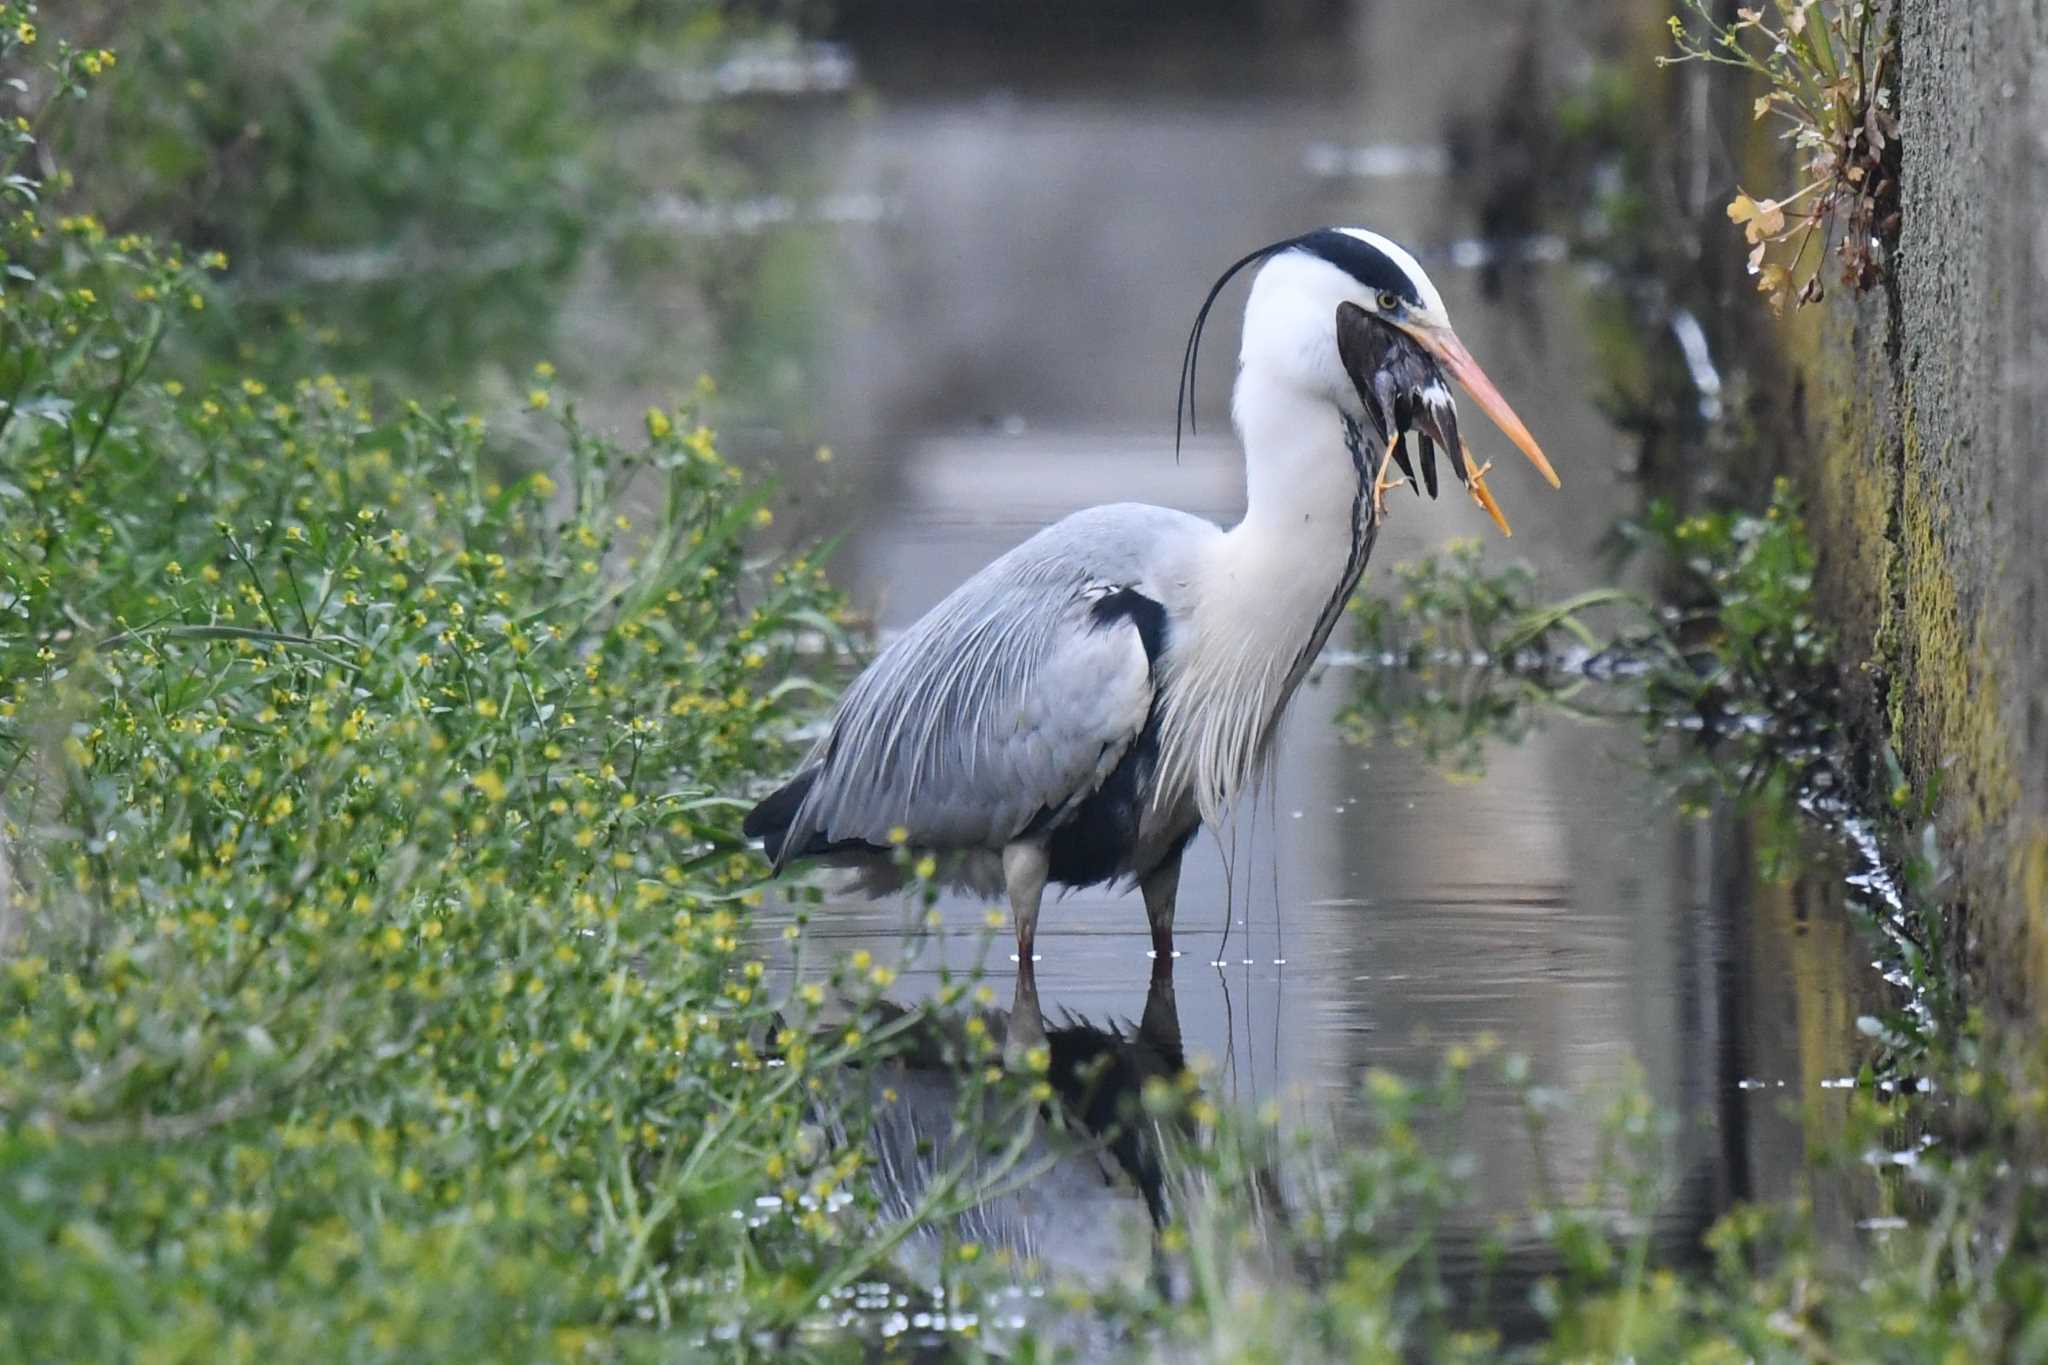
[1088,587,1167,665]
[1295,229,1423,308]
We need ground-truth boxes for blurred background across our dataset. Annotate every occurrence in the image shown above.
[47,0,1881,1295]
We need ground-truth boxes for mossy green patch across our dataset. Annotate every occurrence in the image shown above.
[1779,299,1895,681]
[1787,329,2034,1011]
[2022,830,2048,1024]
[1894,443,2021,834]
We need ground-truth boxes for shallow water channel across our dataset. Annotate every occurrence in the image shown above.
[643,2,1898,1313]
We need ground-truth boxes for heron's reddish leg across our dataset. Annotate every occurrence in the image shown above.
[1002,840,1049,965]
[1140,849,1184,962]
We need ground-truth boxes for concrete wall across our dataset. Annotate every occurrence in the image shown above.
[1797,0,2048,1017]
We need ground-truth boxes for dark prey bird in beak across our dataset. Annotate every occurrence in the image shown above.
[1335,298,1543,536]
[1336,299,1459,498]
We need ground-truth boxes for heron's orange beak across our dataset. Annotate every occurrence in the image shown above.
[1414,326,1560,490]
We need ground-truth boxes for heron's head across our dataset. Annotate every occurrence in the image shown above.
[1178,227,1558,524]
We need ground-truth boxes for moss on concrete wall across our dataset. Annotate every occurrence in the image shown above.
[1790,0,2048,1020]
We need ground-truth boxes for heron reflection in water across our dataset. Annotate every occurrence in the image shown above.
[823,961,1190,1302]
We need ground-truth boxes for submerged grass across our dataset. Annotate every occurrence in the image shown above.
[1343,483,1837,804]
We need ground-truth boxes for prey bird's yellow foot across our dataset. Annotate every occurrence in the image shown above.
[1370,430,1404,526]
[1458,441,1513,539]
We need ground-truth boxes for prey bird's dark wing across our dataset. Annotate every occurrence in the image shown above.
[1335,301,1468,500]
[1336,302,1408,483]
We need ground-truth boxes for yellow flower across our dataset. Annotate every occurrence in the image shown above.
[913,855,937,880]
[527,388,550,410]
[753,506,774,528]
[645,407,672,440]
[886,825,909,846]
[15,22,35,45]
[533,360,556,378]
[472,771,508,803]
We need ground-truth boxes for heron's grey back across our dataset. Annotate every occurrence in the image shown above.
[788,502,1216,854]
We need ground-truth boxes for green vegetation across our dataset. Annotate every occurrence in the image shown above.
[1662,0,1900,311]
[0,18,1045,1356]
[40,0,815,397]
[1341,541,1634,777]
[1343,483,1834,801]
[7,9,2048,1362]
[1329,488,2048,1361]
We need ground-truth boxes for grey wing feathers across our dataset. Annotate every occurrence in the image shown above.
[780,504,1204,856]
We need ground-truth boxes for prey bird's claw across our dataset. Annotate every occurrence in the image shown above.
[1458,440,1512,538]
[1370,430,1406,525]
[1388,432,1419,494]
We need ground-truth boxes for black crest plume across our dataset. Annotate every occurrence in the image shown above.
[1174,233,1311,462]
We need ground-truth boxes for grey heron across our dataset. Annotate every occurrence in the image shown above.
[746,228,1558,964]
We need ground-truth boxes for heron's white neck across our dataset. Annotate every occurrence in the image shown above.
[1229,377,1364,544]
[1152,376,1368,826]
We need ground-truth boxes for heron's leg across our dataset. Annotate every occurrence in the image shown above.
[1005,954,1046,1068]
[1140,848,1184,962]
[1138,939,1184,1068]
[1001,840,1049,964]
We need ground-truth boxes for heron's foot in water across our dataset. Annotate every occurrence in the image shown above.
[1149,922,1177,962]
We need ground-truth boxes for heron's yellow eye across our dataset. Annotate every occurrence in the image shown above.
[1376,290,1401,312]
